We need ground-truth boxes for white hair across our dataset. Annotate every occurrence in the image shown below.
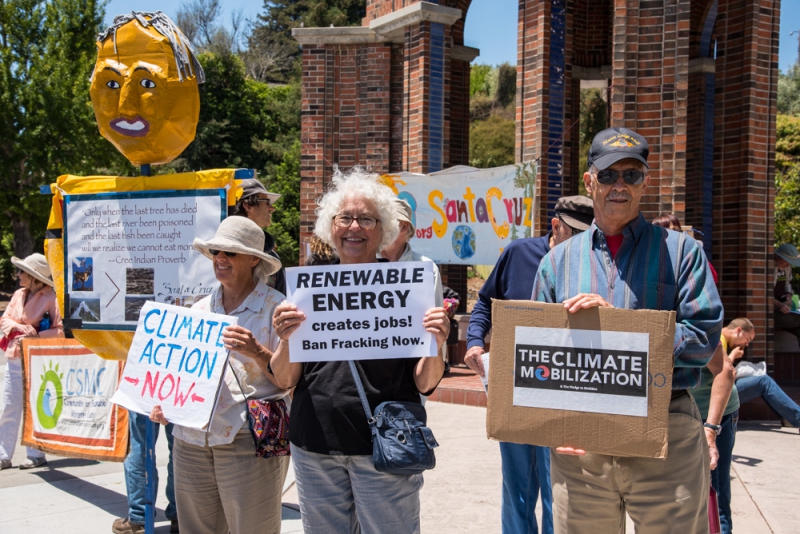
[314,167,400,254]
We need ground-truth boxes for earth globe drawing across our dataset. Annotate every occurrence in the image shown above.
[452,225,476,259]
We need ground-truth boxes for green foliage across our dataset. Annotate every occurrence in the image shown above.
[0,0,125,286]
[267,140,301,267]
[469,115,515,168]
[169,52,300,173]
[579,88,607,172]
[778,65,800,116]
[776,114,800,253]
[469,64,493,98]
[249,0,366,82]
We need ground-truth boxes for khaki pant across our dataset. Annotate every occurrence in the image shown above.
[550,393,710,534]
[174,430,289,534]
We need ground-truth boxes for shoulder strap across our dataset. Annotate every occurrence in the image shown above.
[348,360,375,425]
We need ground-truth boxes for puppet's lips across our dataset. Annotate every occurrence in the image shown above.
[110,117,150,137]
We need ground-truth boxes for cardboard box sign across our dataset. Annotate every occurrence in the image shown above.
[486,300,676,459]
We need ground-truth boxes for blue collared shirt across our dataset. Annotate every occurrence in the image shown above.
[531,213,723,390]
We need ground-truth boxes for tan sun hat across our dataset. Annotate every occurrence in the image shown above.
[193,217,282,283]
[11,253,54,287]
[394,197,415,238]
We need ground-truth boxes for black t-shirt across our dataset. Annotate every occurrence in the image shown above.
[290,358,424,456]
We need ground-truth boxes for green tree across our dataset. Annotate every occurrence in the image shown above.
[775,115,800,252]
[778,65,800,116]
[268,140,301,266]
[469,115,515,168]
[0,0,120,271]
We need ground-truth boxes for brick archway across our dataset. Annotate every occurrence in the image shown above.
[294,0,780,360]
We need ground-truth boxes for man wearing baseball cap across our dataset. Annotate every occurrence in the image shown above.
[464,194,593,534]
[532,127,723,533]
[774,243,800,345]
[233,179,286,295]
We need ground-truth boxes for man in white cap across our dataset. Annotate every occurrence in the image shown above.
[774,243,800,345]
[233,179,286,295]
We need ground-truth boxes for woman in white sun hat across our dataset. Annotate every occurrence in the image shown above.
[0,253,64,470]
[150,217,290,534]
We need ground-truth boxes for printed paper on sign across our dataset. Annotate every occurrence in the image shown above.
[286,262,436,362]
[513,327,650,417]
[111,301,235,429]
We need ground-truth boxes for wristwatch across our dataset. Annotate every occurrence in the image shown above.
[703,423,722,435]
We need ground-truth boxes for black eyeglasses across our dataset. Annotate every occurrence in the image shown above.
[333,214,380,230]
[255,198,271,206]
[595,169,645,185]
[557,214,580,237]
[209,249,237,257]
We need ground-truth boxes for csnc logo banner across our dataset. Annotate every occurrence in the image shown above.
[513,326,650,417]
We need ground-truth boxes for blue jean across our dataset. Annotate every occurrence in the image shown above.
[736,375,800,427]
[500,442,553,534]
[709,410,737,534]
[292,445,423,534]
[124,410,177,524]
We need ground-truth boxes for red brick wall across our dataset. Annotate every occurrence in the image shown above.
[713,0,779,363]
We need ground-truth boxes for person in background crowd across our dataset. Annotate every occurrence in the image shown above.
[0,253,63,471]
[232,179,286,295]
[773,243,800,346]
[464,194,593,534]
[653,212,718,284]
[150,217,290,534]
[270,167,449,533]
[687,319,747,534]
[532,127,723,533]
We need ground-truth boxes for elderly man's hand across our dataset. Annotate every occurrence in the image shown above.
[563,293,614,313]
[464,346,486,378]
[705,427,719,470]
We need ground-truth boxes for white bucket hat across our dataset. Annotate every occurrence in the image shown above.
[193,217,282,283]
[11,253,54,287]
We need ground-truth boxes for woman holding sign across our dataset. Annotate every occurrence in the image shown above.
[0,253,63,470]
[270,168,449,534]
[150,217,289,534]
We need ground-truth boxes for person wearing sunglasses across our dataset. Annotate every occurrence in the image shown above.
[463,193,593,534]
[532,127,723,533]
[232,179,286,295]
[149,216,290,534]
[270,167,449,534]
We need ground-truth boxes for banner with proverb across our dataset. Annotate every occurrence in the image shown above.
[513,326,650,417]
[379,162,536,265]
[21,339,128,462]
[62,189,226,331]
[286,262,436,362]
[111,301,234,429]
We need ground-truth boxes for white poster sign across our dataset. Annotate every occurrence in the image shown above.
[63,190,226,330]
[111,301,235,429]
[513,327,650,417]
[286,262,436,362]
[379,162,536,265]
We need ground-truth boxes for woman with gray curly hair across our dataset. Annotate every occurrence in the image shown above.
[271,167,449,533]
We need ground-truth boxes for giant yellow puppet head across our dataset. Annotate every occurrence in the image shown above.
[90,12,204,166]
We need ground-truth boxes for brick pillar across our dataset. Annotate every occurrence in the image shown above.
[518,0,573,236]
[293,30,394,263]
[713,0,779,363]
[609,0,691,222]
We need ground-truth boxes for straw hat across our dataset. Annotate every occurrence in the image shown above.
[11,253,54,287]
[193,217,282,283]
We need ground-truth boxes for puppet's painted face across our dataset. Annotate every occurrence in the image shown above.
[90,21,200,166]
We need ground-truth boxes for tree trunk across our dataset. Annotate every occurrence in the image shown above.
[11,216,33,258]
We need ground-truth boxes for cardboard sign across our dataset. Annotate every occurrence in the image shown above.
[63,189,226,331]
[487,301,675,459]
[21,339,128,462]
[379,162,536,265]
[286,262,436,362]
[111,301,235,429]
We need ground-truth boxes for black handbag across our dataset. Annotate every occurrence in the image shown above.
[348,361,438,475]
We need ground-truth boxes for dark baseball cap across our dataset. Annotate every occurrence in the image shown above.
[555,195,594,231]
[587,127,650,171]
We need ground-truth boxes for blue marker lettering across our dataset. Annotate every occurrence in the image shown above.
[143,309,161,334]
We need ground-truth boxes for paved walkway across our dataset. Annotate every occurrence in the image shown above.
[1,358,797,532]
